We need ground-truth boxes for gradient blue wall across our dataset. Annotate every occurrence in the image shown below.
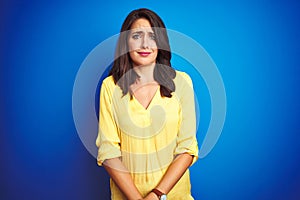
[1,0,300,199]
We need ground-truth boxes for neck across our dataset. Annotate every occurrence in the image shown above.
[133,63,156,83]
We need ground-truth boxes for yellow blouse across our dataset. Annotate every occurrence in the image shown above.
[96,71,198,200]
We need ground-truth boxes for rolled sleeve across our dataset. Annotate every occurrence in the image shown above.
[174,72,199,165]
[96,78,121,166]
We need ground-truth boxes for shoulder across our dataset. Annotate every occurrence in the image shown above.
[100,75,118,96]
[102,75,115,86]
[172,70,195,100]
[102,75,116,89]
[174,70,193,87]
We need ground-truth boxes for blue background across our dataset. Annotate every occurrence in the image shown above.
[1,0,300,199]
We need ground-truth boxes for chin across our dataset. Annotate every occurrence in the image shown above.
[136,63,155,67]
[133,60,156,67]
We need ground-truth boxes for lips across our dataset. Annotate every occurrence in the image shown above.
[137,52,151,57]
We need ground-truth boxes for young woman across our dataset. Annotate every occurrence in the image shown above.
[96,8,198,200]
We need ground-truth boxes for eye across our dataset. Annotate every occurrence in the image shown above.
[149,33,156,40]
[132,34,141,40]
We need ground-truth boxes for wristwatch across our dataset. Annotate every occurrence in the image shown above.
[151,189,167,200]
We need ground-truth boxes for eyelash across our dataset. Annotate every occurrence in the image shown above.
[132,34,141,40]
[132,34,156,40]
[150,35,156,40]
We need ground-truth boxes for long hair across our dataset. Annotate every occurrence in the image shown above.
[109,8,176,97]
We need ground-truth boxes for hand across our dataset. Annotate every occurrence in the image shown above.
[143,192,159,200]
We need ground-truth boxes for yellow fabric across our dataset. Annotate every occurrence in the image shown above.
[96,71,198,200]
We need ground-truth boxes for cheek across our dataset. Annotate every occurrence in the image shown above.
[149,40,157,49]
[129,51,135,61]
[153,49,158,57]
[128,39,140,51]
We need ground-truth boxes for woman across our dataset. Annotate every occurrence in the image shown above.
[96,8,198,200]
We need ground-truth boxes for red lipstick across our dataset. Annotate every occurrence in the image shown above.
[137,52,151,57]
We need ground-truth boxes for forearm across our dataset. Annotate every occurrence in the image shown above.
[155,153,193,194]
[103,158,143,200]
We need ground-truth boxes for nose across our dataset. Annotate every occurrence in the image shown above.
[141,35,150,49]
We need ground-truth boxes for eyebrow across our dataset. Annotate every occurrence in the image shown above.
[131,30,154,35]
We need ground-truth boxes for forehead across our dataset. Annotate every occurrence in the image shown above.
[130,18,154,32]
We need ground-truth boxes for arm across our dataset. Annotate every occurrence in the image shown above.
[103,158,143,200]
[96,79,142,200]
[145,72,198,200]
[155,153,193,193]
[144,153,193,200]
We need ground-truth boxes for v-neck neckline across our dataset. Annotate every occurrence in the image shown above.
[132,85,160,111]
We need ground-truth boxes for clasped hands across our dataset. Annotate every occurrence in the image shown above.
[137,191,159,200]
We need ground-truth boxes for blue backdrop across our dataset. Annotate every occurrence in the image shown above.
[1,0,300,200]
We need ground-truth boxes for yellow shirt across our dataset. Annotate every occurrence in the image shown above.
[96,71,198,200]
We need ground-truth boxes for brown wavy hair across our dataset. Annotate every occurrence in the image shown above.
[109,8,176,97]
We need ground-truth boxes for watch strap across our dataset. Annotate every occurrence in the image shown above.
[151,188,165,198]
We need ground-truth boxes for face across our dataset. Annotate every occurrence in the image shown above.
[128,18,158,67]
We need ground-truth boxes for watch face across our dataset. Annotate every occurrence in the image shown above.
[160,194,167,200]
